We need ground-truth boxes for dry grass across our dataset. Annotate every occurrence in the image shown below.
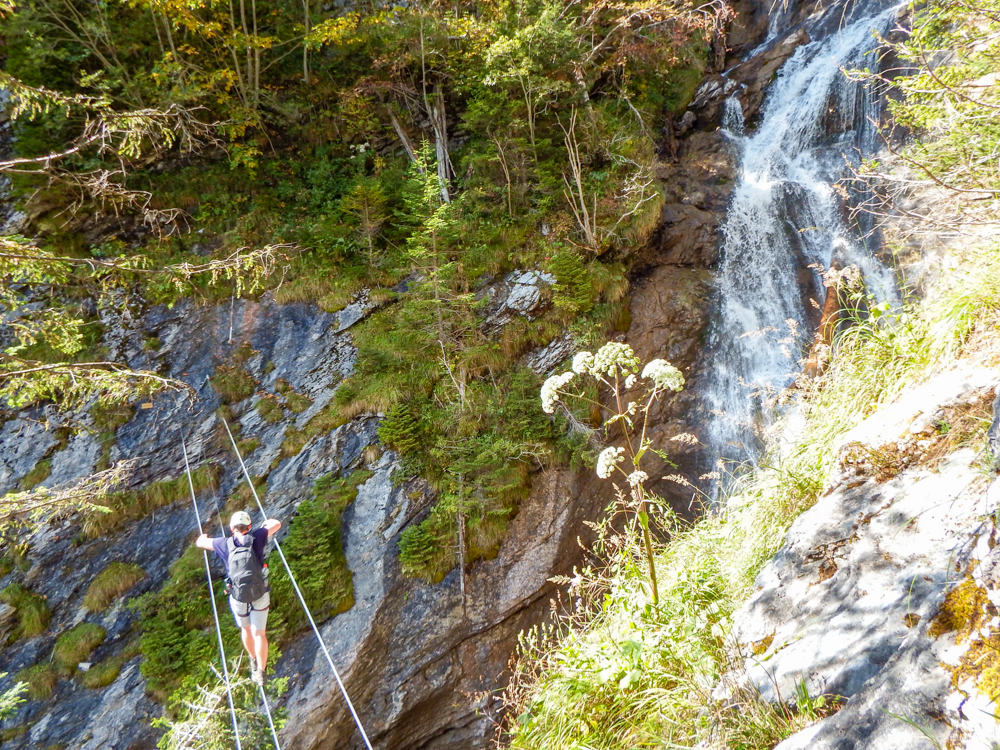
[82,464,222,539]
[16,663,58,700]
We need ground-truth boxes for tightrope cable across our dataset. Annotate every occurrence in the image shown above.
[181,438,243,750]
[221,415,376,750]
[206,469,284,750]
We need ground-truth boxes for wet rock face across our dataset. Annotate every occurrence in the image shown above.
[721,366,1000,749]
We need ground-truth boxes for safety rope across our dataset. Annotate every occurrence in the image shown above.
[199,448,284,750]
[221,415,376,750]
[181,438,243,750]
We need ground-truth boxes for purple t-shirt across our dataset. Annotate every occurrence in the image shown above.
[211,527,269,575]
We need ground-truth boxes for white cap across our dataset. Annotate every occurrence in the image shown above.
[230,511,252,527]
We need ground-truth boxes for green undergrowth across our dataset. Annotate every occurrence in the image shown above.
[2,0,709,588]
[381,366,588,582]
[81,637,143,689]
[155,673,288,749]
[82,464,222,539]
[132,545,238,702]
[0,583,51,643]
[503,236,1000,747]
[267,470,370,642]
[135,469,367,706]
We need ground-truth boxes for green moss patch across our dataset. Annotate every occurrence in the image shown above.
[90,402,135,471]
[83,562,146,611]
[19,459,52,491]
[52,622,106,675]
[80,638,142,689]
[0,583,51,642]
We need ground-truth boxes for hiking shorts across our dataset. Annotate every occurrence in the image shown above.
[230,590,270,630]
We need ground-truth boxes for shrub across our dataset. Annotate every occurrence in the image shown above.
[285,391,313,414]
[83,562,146,611]
[132,546,235,701]
[52,623,106,674]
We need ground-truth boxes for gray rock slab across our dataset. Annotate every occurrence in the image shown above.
[721,366,1000,750]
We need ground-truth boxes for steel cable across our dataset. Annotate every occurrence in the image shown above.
[220,415,376,750]
[181,437,243,750]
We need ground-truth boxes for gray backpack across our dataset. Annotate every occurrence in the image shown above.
[227,536,268,603]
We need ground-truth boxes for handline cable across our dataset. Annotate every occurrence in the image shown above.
[221,415,376,750]
[202,449,283,750]
[182,437,243,750]
[258,685,282,748]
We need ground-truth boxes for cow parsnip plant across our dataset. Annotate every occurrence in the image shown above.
[542,342,684,605]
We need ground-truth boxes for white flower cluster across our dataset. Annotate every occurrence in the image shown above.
[627,470,648,487]
[571,351,594,374]
[540,371,575,414]
[642,359,685,392]
[590,342,641,378]
[596,446,625,479]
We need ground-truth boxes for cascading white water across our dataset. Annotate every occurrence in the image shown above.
[703,4,901,490]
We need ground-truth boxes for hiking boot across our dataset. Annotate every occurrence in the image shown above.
[251,668,265,688]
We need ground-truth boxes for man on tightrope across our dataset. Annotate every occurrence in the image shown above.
[196,511,281,688]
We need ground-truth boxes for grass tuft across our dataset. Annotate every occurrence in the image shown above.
[209,365,258,404]
[82,464,222,539]
[0,583,51,641]
[83,562,146,611]
[52,622,106,675]
[15,663,58,700]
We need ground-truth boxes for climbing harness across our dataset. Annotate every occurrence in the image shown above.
[181,438,243,750]
[221,415,376,750]
[184,439,283,750]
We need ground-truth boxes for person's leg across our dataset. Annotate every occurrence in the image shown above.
[250,626,269,671]
[230,597,254,670]
[241,625,255,664]
[250,593,270,669]
[248,592,270,684]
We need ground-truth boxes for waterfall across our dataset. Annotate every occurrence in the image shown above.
[702,4,901,492]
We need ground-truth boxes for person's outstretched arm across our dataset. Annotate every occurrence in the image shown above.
[263,518,281,537]
[194,534,215,551]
